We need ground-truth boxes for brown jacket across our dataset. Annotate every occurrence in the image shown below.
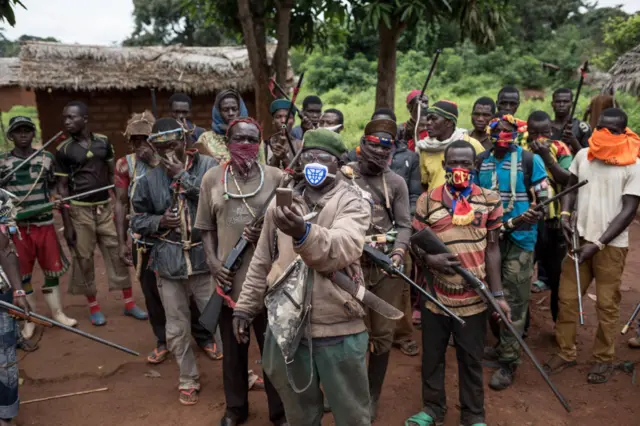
[234,181,371,338]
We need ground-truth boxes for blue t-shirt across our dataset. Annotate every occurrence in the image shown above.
[291,125,304,140]
[477,145,547,251]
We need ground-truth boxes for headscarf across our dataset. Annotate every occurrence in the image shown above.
[211,89,249,135]
[588,127,640,166]
[226,117,263,175]
[487,114,522,147]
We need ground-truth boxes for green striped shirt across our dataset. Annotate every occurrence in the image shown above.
[0,150,55,225]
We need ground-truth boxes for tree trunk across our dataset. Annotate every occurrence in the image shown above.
[237,0,273,132]
[274,0,293,90]
[375,20,404,110]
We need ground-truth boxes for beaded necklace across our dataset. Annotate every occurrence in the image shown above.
[223,163,265,218]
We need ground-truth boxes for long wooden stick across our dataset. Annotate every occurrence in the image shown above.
[21,387,109,405]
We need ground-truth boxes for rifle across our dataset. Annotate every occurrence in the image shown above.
[15,184,115,222]
[362,244,465,326]
[569,61,588,122]
[571,222,585,325]
[0,299,139,356]
[199,147,306,334]
[411,228,571,413]
[420,49,442,98]
[502,180,588,231]
[621,302,640,335]
[0,131,64,187]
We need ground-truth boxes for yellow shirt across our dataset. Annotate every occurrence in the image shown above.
[419,134,485,189]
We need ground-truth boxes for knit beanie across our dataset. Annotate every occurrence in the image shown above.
[270,99,291,115]
[406,90,421,105]
[302,128,347,159]
[427,100,459,124]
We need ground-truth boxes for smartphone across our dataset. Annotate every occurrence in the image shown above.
[276,188,293,208]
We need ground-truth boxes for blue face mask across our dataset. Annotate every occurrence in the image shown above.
[304,163,335,187]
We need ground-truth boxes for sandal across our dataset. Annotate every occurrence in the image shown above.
[179,388,199,405]
[201,343,223,360]
[587,362,614,384]
[543,355,577,375]
[394,339,420,356]
[147,346,169,364]
[405,412,443,426]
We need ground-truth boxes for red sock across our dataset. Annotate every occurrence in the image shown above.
[122,288,135,311]
[87,296,100,314]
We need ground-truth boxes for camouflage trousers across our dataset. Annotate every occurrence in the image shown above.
[497,238,534,365]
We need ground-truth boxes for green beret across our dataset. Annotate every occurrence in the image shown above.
[270,99,291,115]
[302,128,346,159]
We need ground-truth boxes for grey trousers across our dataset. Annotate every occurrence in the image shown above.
[157,273,214,390]
[263,328,371,426]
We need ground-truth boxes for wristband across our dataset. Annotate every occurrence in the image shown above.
[13,290,26,298]
[492,290,505,298]
[594,240,605,251]
[560,211,572,217]
[294,222,311,247]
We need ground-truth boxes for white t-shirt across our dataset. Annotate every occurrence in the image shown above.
[570,148,640,248]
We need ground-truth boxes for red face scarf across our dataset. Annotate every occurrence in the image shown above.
[228,143,260,176]
[588,127,640,166]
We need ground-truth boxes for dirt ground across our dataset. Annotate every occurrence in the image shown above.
[13,222,640,426]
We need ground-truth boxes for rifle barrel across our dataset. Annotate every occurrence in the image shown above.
[1,131,64,186]
[569,61,588,121]
[420,49,442,97]
[0,300,139,356]
[62,185,115,202]
[622,302,640,334]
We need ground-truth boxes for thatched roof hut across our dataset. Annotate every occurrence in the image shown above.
[605,43,640,96]
[0,57,35,112]
[18,41,286,156]
[19,41,274,94]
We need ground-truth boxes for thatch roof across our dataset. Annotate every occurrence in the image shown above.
[605,43,640,96]
[0,58,20,87]
[19,41,284,94]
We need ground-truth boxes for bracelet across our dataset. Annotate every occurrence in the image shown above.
[594,240,605,251]
[294,222,311,247]
[560,211,572,217]
[492,290,505,298]
[13,290,26,298]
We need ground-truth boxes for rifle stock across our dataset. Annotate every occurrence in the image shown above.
[410,228,571,413]
[0,300,139,356]
[502,180,588,231]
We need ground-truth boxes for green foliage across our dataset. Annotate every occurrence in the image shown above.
[0,33,59,57]
[124,0,239,46]
[0,0,25,27]
[593,14,640,70]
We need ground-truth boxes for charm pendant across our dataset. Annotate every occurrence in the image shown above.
[86,151,94,159]
[223,193,229,201]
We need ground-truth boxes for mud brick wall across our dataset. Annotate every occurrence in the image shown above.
[35,88,256,158]
[0,86,36,113]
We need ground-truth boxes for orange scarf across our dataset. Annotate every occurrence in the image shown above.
[588,127,640,166]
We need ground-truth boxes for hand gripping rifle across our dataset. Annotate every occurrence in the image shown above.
[362,244,465,326]
[621,302,640,335]
[501,180,588,231]
[0,131,64,187]
[15,184,116,222]
[411,228,571,413]
[0,299,139,356]
[199,147,307,334]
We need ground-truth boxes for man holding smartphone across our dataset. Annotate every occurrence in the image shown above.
[196,118,286,426]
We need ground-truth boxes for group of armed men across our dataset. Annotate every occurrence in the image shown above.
[0,84,638,426]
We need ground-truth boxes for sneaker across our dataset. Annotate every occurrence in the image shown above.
[124,305,148,320]
[489,365,515,391]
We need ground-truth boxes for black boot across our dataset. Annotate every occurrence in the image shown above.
[368,351,390,422]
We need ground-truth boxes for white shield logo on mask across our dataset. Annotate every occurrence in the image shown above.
[304,163,329,186]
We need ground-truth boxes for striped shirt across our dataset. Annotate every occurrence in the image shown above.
[413,184,503,317]
[0,150,55,225]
